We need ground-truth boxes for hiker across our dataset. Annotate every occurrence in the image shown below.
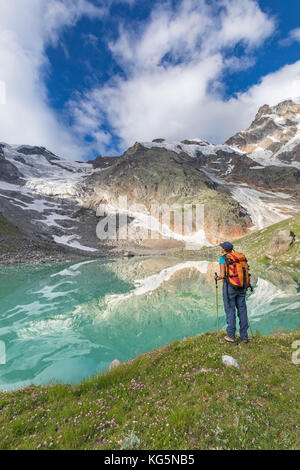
[214,242,251,344]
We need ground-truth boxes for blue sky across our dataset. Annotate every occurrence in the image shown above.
[46,0,300,103]
[0,0,299,160]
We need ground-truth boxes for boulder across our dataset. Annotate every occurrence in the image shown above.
[222,355,239,369]
[109,359,121,371]
[266,230,296,259]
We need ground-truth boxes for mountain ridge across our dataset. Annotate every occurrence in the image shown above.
[0,99,299,261]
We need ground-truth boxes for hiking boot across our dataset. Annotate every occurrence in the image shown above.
[241,338,249,344]
[224,336,238,344]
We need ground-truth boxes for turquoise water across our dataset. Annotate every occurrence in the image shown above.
[0,257,299,391]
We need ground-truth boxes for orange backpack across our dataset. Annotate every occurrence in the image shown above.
[224,252,252,290]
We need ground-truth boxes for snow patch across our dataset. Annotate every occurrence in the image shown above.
[25,178,83,199]
[53,235,98,252]
[100,201,211,248]
[141,141,244,159]
[2,143,92,180]
[231,185,295,230]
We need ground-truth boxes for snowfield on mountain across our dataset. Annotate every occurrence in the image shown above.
[0,99,299,262]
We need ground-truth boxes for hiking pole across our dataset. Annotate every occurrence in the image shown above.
[248,318,254,338]
[247,310,254,338]
[214,272,219,337]
[246,289,254,339]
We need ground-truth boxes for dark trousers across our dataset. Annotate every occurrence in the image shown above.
[223,282,249,340]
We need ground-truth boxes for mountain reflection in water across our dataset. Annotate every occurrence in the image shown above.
[0,256,299,390]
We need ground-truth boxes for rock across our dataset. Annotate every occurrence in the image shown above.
[222,355,240,368]
[0,146,22,183]
[266,230,296,259]
[225,99,300,169]
[1,99,299,259]
[85,143,253,246]
[109,359,121,371]
[87,155,120,169]
[180,139,210,145]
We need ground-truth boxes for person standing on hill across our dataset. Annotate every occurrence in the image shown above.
[215,242,251,344]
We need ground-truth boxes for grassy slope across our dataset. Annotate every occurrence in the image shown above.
[0,331,299,450]
[174,215,300,267]
[233,215,300,266]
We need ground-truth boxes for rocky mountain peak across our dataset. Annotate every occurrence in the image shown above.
[226,99,300,167]
[254,100,300,122]
[255,104,273,121]
[273,99,300,116]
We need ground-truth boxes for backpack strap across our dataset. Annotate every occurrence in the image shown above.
[223,254,230,284]
[229,253,240,263]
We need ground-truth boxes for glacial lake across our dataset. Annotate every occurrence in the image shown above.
[0,256,299,391]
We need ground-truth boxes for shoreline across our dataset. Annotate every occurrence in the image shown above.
[0,328,298,394]
[0,246,130,267]
[0,245,194,267]
[0,330,299,450]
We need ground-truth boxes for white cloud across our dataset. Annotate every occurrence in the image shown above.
[191,60,300,143]
[281,27,300,45]
[291,28,300,42]
[216,0,275,48]
[0,0,298,160]
[109,0,274,71]
[82,33,99,48]
[71,0,281,151]
[0,0,106,159]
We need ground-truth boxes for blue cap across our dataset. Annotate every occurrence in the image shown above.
[220,241,233,251]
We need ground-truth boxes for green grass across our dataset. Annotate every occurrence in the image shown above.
[173,216,300,267]
[233,215,300,266]
[0,331,299,450]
